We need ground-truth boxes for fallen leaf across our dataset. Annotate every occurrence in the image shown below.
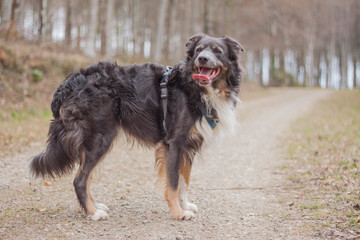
[44,181,52,186]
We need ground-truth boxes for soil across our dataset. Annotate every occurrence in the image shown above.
[0,88,331,240]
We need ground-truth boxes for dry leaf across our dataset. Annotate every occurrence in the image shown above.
[44,181,52,186]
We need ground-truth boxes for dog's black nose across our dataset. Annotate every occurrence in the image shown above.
[198,56,209,65]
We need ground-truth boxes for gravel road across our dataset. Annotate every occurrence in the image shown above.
[0,88,330,240]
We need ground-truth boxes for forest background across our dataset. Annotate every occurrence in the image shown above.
[1,0,360,90]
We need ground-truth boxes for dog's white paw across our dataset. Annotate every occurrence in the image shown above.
[90,209,109,221]
[182,202,198,213]
[95,203,109,212]
[172,210,195,220]
[181,210,195,220]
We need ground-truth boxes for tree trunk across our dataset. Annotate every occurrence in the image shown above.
[0,0,12,32]
[84,0,98,58]
[203,0,210,34]
[38,0,47,41]
[100,0,107,55]
[65,0,72,46]
[130,0,136,56]
[164,0,174,61]
[306,34,315,87]
[224,0,233,34]
[14,0,24,35]
[115,5,123,56]
[269,48,276,85]
[45,0,53,41]
[353,57,358,88]
[39,0,43,39]
[339,43,348,89]
[105,0,114,58]
[258,50,264,86]
[154,0,168,62]
[6,0,19,40]
[100,0,114,57]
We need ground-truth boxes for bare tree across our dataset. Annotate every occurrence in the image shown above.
[6,0,19,39]
[164,0,174,61]
[84,0,98,57]
[105,0,114,57]
[154,0,168,62]
[0,0,12,33]
[64,0,72,46]
[37,0,48,41]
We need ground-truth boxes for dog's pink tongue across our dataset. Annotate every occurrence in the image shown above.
[192,67,213,82]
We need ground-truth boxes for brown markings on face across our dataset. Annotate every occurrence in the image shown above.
[211,45,217,51]
[192,64,198,74]
[212,67,232,100]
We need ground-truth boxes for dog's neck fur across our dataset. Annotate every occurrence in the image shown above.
[196,84,238,142]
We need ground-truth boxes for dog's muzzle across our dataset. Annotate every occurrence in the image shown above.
[192,51,222,86]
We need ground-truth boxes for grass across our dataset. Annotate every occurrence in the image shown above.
[284,90,360,235]
[0,39,94,159]
[0,104,52,158]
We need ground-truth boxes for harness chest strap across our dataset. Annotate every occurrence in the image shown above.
[160,66,219,132]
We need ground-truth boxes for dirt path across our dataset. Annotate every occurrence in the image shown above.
[0,88,330,240]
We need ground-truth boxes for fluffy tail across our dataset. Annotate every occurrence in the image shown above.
[29,73,88,178]
[29,117,84,178]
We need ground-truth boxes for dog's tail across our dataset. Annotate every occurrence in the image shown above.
[29,73,87,179]
[29,116,84,178]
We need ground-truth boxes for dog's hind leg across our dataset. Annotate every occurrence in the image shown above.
[179,156,198,213]
[73,130,116,220]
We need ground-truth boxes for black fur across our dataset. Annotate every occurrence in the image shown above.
[29,34,244,219]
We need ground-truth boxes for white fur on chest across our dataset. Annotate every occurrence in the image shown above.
[195,86,238,143]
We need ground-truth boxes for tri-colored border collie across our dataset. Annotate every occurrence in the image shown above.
[29,33,244,220]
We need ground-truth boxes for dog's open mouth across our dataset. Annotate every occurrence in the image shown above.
[192,67,221,85]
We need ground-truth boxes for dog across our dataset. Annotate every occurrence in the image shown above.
[29,33,245,220]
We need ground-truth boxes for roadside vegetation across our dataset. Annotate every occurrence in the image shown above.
[284,90,360,238]
[0,40,92,159]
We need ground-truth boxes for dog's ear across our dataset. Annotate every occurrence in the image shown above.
[223,36,245,62]
[223,36,245,54]
[185,33,207,57]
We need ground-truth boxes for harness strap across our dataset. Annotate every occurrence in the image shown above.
[160,65,218,132]
[160,66,173,133]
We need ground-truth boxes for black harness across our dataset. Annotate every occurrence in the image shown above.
[160,66,219,133]
[160,66,173,132]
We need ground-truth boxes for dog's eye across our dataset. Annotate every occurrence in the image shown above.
[213,48,222,54]
[195,48,202,53]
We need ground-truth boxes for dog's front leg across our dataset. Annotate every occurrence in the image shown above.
[165,139,194,220]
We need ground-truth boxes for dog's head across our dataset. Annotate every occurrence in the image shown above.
[185,34,245,87]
